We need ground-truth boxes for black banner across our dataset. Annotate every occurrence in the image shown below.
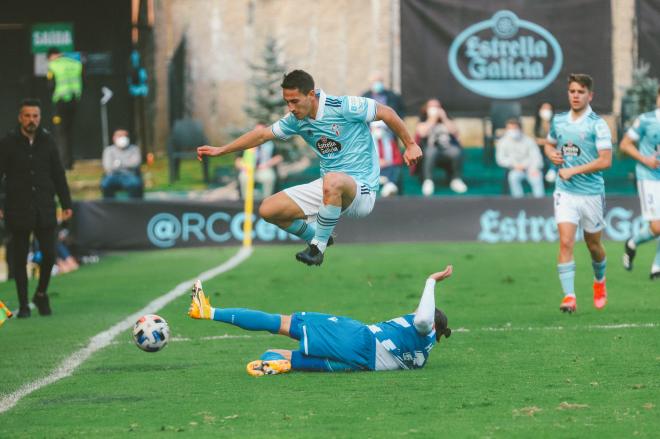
[72,197,643,251]
[400,0,613,116]
[638,0,660,80]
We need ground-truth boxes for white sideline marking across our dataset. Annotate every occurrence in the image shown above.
[0,246,253,414]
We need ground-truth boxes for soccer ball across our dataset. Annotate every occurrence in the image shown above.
[132,314,170,352]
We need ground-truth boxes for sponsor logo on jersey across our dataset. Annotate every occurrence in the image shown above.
[316,136,342,154]
[331,123,341,136]
[561,142,581,158]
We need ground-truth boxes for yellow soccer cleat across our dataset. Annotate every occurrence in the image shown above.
[0,300,12,327]
[246,360,292,377]
[187,280,213,319]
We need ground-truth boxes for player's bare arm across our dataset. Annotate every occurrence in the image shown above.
[375,103,422,167]
[558,149,612,180]
[197,125,276,161]
[544,140,564,166]
[620,134,660,170]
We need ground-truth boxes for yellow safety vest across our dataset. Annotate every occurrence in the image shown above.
[47,56,82,103]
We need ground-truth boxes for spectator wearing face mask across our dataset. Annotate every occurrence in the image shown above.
[362,72,405,118]
[534,102,557,183]
[496,118,545,198]
[100,128,144,199]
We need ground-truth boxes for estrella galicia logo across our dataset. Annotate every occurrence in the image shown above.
[316,136,342,155]
[561,142,581,158]
[448,10,563,99]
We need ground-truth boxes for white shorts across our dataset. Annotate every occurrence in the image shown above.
[638,179,660,221]
[283,177,376,220]
[553,190,605,233]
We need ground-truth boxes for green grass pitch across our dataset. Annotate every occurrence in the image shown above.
[0,242,658,437]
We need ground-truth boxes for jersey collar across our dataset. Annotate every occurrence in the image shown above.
[312,89,326,121]
[568,105,592,124]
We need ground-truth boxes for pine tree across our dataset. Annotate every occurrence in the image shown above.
[244,36,287,125]
[621,62,659,131]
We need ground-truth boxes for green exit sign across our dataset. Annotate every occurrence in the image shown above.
[31,22,74,54]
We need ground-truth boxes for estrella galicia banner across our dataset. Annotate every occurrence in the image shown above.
[71,197,642,251]
[400,0,613,115]
[637,0,660,80]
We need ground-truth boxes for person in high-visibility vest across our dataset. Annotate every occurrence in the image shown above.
[47,47,83,170]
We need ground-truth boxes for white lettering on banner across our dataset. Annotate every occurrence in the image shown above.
[478,208,646,243]
[146,212,299,248]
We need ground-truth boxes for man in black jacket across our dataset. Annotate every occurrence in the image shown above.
[0,98,73,318]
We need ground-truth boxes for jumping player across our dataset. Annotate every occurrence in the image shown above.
[197,70,422,266]
[544,73,613,313]
[620,86,660,280]
[187,265,453,376]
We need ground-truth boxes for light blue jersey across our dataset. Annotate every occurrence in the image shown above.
[369,314,436,370]
[271,89,380,191]
[548,106,612,195]
[627,109,660,181]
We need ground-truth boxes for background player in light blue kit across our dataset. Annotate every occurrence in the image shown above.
[621,86,660,280]
[197,70,422,266]
[544,74,612,313]
[187,265,453,376]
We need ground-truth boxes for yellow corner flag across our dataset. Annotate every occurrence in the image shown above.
[0,300,12,327]
[242,149,256,248]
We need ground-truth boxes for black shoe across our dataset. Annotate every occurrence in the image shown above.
[16,307,31,318]
[295,244,324,266]
[650,271,660,281]
[622,239,636,271]
[32,293,52,316]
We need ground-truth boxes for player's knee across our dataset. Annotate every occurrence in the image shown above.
[258,198,276,221]
[650,221,660,236]
[322,173,345,195]
[559,235,574,251]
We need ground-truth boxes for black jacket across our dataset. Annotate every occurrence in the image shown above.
[0,126,72,231]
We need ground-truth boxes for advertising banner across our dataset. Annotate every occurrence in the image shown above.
[400,0,613,115]
[72,196,644,251]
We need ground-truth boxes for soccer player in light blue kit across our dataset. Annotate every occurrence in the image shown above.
[544,74,612,313]
[187,265,453,376]
[197,70,422,266]
[621,86,660,280]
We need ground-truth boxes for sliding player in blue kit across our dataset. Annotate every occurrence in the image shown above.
[197,70,422,266]
[187,265,453,376]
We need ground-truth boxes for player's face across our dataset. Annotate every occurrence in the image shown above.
[567,82,593,112]
[18,105,41,134]
[283,88,315,119]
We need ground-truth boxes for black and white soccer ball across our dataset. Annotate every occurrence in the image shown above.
[133,314,170,352]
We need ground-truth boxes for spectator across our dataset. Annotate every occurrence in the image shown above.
[496,118,545,198]
[370,120,403,196]
[101,129,144,199]
[534,102,557,183]
[415,99,468,195]
[362,73,406,197]
[362,72,405,117]
[235,124,283,199]
[0,98,73,318]
[47,47,82,170]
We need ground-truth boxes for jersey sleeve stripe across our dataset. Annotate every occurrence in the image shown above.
[626,127,641,141]
[271,121,289,140]
[366,99,377,122]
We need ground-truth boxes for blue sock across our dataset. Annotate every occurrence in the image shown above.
[284,219,316,243]
[212,308,281,334]
[632,223,655,247]
[592,258,606,282]
[260,351,286,361]
[653,239,660,272]
[311,204,341,252]
[290,351,356,372]
[557,261,576,297]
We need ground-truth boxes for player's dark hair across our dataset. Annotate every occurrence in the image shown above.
[505,118,521,127]
[281,70,315,94]
[568,73,593,91]
[19,98,42,111]
[434,308,451,341]
[47,47,61,57]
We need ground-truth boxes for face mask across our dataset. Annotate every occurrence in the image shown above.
[371,81,385,94]
[115,136,130,149]
[427,107,441,119]
[506,129,522,139]
[539,109,553,121]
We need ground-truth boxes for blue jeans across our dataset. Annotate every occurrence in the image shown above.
[101,172,144,199]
